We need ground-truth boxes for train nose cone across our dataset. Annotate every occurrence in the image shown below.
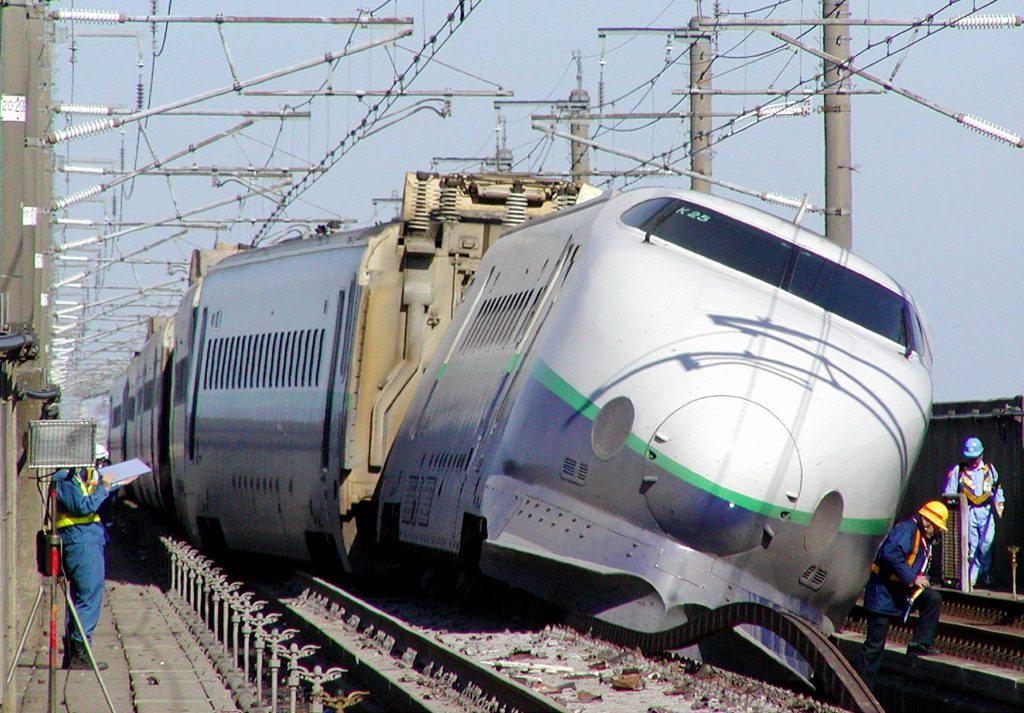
[641,396,802,555]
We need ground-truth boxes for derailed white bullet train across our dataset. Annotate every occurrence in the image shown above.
[109,174,932,675]
[375,185,933,643]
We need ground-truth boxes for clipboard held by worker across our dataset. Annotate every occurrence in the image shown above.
[99,458,151,485]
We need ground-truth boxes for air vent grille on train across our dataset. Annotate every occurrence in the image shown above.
[560,457,589,486]
[400,475,437,527]
[799,564,828,591]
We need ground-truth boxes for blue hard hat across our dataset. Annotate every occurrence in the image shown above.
[962,437,984,459]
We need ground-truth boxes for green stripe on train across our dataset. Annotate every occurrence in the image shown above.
[530,359,889,537]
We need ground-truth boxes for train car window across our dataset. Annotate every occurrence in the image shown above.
[251,334,259,388]
[272,331,284,387]
[266,333,275,388]
[284,331,294,387]
[240,334,250,389]
[265,333,273,388]
[279,332,287,388]
[789,249,906,347]
[235,336,242,389]
[219,337,228,389]
[204,340,213,390]
[211,338,222,389]
[281,333,289,388]
[619,198,675,230]
[268,333,275,387]
[651,201,791,287]
[301,331,309,387]
[215,339,223,389]
[203,342,214,390]
[217,338,226,389]
[300,330,311,386]
[307,331,316,386]
[291,331,302,387]
[225,337,234,390]
[256,333,266,388]
[276,331,284,387]
[112,405,122,427]
[302,330,311,386]
[221,338,229,389]
[249,333,257,388]
[224,338,232,389]
[314,328,325,386]
[623,198,910,348]
[234,336,242,389]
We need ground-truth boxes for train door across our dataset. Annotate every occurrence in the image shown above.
[315,285,356,561]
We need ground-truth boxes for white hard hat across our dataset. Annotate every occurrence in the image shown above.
[94,443,110,461]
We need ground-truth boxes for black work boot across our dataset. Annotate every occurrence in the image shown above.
[68,639,108,671]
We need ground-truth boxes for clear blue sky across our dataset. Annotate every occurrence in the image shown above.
[51,1,1022,405]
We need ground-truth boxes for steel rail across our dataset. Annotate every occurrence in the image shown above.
[846,602,1024,669]
[931,587,1024,626]
[567,602,883,713]
[278,572,569,713]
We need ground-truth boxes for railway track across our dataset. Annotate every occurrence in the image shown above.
[843,587,1024,670]
[158,534,857,713]
[162,536,567,712]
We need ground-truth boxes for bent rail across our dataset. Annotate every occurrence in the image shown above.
[567,602,883,713]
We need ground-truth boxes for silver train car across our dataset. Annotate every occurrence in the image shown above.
[375,186,934,641]
[108,173,932,667]
[111,173,591,571]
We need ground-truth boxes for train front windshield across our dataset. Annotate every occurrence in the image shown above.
[621,198,929,360]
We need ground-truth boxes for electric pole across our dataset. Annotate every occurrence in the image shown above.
[689,33,713,193]
[569,51,591,184]
[823,0,853,249]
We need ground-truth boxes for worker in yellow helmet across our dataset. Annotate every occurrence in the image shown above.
[853,501,947,688]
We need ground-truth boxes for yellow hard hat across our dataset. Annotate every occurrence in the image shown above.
[918,500,948,531]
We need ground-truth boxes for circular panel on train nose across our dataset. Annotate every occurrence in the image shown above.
[591,395,635,461]
[804,490,844,553]
[641,396,802,555]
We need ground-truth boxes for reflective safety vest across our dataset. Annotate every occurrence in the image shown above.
[959,464,995,506]
[55,468,102,529]
[870,527,923,583]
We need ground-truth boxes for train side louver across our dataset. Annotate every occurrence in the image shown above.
[401,475,437,527]
[560,457,589,486]
[799,564,828,591]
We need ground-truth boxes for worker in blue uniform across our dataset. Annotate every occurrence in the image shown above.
[853,501,947,689]
[942,436,1005,588]
[54,446,138,670]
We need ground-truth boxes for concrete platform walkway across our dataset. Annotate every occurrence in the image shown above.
[12,530,239,713]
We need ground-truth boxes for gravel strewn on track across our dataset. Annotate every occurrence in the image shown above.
[360,583,850,713]
[115,499,853,712]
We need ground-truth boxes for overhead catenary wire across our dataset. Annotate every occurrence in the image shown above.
[250,0,485,245]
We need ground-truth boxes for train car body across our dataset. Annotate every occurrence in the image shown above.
[107,372,127,462]
[109,173,932,678]
[376,187,933,642]
[113,173,586,570]
[125,316,174,511]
